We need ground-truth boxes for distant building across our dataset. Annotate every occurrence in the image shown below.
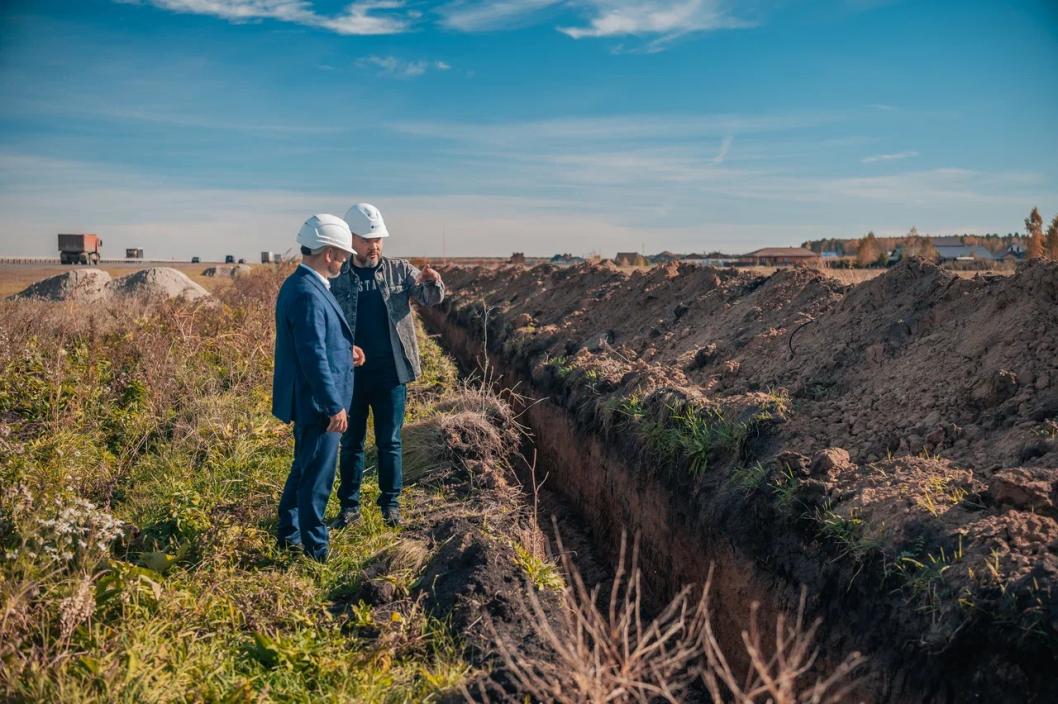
[648,251,679,263]
[614,252,648,267]
[934,245,994,262]
[744,247,821,266]
[995,244,1026,263]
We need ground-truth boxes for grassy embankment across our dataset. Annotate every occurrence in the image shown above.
[0,267,469,702]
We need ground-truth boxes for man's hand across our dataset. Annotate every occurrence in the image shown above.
[417,263,441,285]
[327,409,348,434]
[352,346,365,367]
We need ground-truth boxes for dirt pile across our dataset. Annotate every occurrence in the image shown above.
[106,267,210,301]
[429,258,1058,702]
[202,264,252,278]
[10,269,112,302]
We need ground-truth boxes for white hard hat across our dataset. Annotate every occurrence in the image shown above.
[297,214,354,253]
[344,202,389,239]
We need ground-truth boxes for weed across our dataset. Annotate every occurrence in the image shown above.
[770,467,801,514]
[728,461,770,494]
[893,536,965,626]
[512,542,564,592]
[545,355,575,380]
[914,476,968,516]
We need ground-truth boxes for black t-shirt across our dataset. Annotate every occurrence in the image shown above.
[353,264,398,384]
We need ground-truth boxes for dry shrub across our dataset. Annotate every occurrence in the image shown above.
[480,531,863,704]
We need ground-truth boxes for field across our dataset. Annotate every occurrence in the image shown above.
[2,258,1054,702]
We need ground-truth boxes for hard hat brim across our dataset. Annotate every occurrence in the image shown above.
[351,228,389,240]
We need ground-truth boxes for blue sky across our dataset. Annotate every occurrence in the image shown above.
[1,0,1056,259]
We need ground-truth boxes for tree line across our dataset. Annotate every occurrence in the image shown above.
[801,207,1058,267]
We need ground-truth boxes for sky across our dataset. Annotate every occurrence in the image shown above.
[1,0,1056,260]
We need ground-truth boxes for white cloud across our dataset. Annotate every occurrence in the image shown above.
[356,56,452,78]
[558,0,751,40]
[861,150,918,164]
[437,0,561,31]
[119,0,412,35]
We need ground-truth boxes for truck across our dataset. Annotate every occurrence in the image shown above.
[126,248,144,259]
[58,233,103,265]
[261,251,276,264]
[224,255,235,264]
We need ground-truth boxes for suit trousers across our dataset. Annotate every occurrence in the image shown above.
[276,419,340,561]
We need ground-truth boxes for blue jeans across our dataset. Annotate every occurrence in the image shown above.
[338,376,406,511]
[277,418,341,561]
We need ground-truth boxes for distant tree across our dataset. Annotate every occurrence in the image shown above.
[902,226,939,262]
[1026,207,1045,259]
[857,231,883,267]
[1047,214,1058,260]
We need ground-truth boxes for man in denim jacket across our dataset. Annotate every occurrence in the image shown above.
[329,203,445,528]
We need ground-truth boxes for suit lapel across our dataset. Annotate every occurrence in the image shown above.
[300,267,353,339]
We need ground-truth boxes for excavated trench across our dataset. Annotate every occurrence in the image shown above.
[421,306,878,702]
[420,259,1058,704]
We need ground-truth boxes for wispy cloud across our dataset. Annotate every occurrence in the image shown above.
[118,0,412,35]
[861,150,918,164]
[436,0,561,31]
[558,1,752,41]
[356,55,452,78]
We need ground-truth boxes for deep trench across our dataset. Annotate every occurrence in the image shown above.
[419,307,871,702]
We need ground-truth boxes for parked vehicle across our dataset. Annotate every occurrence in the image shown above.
[261,251,276,264]
[237,258,246,264]
[58,233,102,265]
[126,248,144,259]
[224,255,235,264]
[191,256,201,264]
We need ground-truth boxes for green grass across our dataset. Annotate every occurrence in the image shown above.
[511,542,565,592]
[728,462,770,494]
[0,271,471,702]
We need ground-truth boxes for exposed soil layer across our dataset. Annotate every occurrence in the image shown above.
[423,258,1058,703]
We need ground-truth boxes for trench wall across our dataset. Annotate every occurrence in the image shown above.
[420,305,903,703]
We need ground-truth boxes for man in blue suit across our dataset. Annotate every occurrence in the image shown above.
[272,214,363,562]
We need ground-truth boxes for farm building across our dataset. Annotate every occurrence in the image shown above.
[614,252,648,267]
[744,247,821,266]
[934,245,994,262]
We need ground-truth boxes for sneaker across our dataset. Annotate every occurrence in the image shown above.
[381,506,401,528]
[331,509,361,530]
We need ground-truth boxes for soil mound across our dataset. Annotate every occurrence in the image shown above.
[106,268,210,301]
[11,269,112,302]
[432,257,1058,702]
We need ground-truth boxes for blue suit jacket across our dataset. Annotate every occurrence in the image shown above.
[272,266,354,425]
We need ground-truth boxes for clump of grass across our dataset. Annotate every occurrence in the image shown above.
[728,461,770,494]
[545,354,575,380]
[511,541,564,592]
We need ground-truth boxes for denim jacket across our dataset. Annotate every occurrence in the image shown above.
[329,256,445,384]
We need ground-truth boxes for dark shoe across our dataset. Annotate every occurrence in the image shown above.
[276,538,303,552]
[331,509,361,530]
[381,506,401,528]
[305,548,329,564]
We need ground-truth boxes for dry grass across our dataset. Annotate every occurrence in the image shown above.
[476,530,864,704]
[0,265,471,701]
